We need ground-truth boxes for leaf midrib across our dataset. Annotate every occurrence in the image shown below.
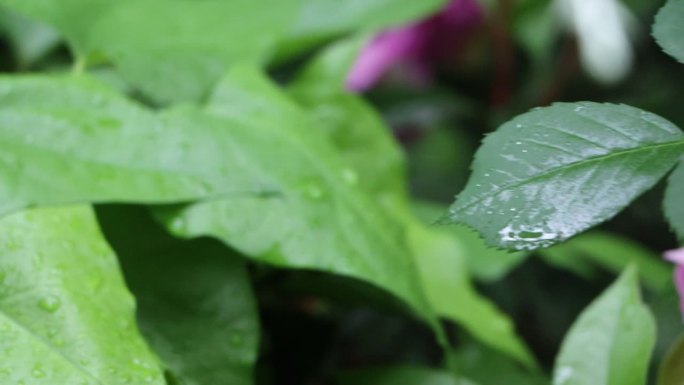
[453,138,684,214]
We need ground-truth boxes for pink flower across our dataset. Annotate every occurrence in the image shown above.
[346,0,484,92]
[664,247,684,319]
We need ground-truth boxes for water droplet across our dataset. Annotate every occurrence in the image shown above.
[574,106,584,112]
[302,183,325,200]
[170,217,186,233]
[341,169,358,185]
[522,149,528,153]
[554,366,574,385]
[37,295,61,313]
[484,173,490,177]
[510,208,516,212]
[515,141,522,145]
[515,124,522,128]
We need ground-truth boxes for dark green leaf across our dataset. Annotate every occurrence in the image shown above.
[0,205,164,384]
[552,266,655,385]
[653,0,684,63]
[664,161,684,242]
[98,206,259,385]
[447,103,684,250]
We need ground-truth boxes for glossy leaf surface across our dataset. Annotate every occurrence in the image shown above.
[0,206,164,384]
[653,0,684,63]
[99,206,259,385]
[665,162,684,242]
[156,66,438,331]
[552,267,655,385]
[447,103,684,250]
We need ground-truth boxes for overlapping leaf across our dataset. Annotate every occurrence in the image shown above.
[99,206,259,385]
[665,162,684,242]
[552,267,655,385]
[447,103,684,250]
[0,205,164,384]
[653,0,684,63]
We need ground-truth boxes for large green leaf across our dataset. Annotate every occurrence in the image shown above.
[0,0,300,103]
[552,266,655,385]
[155,66,439,333]
[664,161,684,242]
[653,0,684,63]
[539,231,671,292]
[338,366,477,385]
[0,205,164,384]
[446,103,684,250]
[0,74,281,217]
[98,206,259,385]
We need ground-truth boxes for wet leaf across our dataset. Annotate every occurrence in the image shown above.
[447,103,684,250]
[0,205,164,384]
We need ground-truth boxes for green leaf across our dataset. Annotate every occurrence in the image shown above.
[664,161,684,242]
[653,0,684,63]
[278,0,449,58]
[0,205,164,384]
[539,231,671,292]
[407,221,536,367]
[0,7,59,68]
[155,66,439,334]
[447,102,684,250]
[447,339,547,385]
[413,201,529,281]
[552,266,656,385]
[658,333,684,385]
[0,0,300,103]
[98,206,259,385]
[0,74,286,217]
[338,366,477,385]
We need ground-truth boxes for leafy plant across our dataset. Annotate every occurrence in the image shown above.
[0,0,682,384]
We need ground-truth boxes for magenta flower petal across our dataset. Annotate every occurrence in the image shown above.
[665,247,684,265]
[345,26,424,92]
[664,248,684,320]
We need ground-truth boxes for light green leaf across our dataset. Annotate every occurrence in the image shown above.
[539,231,671,292]
[407,221,536,367]
[653,0,684,63]
[155,66,439,334]
[0,0,300,103]
[447,103,684,250]
[658,333,684,385]
[664,161,684,242]
[279,0,449,57]
[0,205,164,384]
[552,266,656,385]
[338,366,477,385]
[98,206,259,385]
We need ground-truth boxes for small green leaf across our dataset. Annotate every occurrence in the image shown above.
[653,0,684,63]
[447,103,684,250]
[0,205,164,384]
[338,366,476,385]
[658,333,684,385]
[664,161,684,242]
[98,206,259,385]
[552,266,655,385]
